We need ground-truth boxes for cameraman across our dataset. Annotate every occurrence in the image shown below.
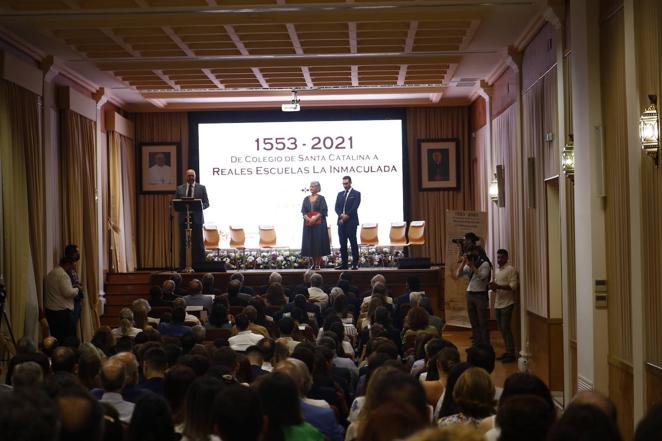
[455,245,492,346]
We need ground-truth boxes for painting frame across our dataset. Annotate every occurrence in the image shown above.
[139,143,181,194]
[418,138,460,191]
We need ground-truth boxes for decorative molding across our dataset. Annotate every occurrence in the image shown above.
[105,109,135,140]
[58,86,97,121]
[542,0,565,30]
[0,50,43,96]
[505,46,523,74]
[577,374,593,392]
[608,355,634,374]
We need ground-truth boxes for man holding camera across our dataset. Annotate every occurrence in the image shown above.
[455,244,492,346]
[45,256,80,342]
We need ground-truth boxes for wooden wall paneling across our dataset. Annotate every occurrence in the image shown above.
[635,0,662,369]
[522,22,558,92]
[406,107,474,264]
[522,84,548,318]
[474,125,488,215]
[528,312,563,390]
[491,67,518,119]
[609,357,634,441]
[470,96,487,132]
[646,362,662,409]
[601,8,633,364]
[543,69,560,179]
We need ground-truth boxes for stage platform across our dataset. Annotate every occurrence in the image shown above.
[102,266,444,327]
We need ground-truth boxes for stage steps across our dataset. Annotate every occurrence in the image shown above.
[101,273,153,327]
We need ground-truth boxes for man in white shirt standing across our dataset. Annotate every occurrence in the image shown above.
[45,256,80,342]
[489,249,519,363]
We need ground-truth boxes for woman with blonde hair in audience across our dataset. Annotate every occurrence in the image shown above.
[437,367,496,428]
[111,307,142,338]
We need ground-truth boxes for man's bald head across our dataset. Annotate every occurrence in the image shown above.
[111,352,139,384]
[56,389,104,441]
[571,390,617,422]
[42,336,58,357]
[52,346,76,373]
[99,359,126,393]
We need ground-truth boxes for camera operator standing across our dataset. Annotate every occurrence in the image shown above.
[455,244,492,346]
[45,256,80,342]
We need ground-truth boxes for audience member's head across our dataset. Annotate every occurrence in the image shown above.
[163,365,196,423]
[546,403,622,441]
[162,279,175,295]
[310,273,323,288]
[405,306,430,331]
[257,338,275,363]
[52,346,77,374]
[499,372,554,409]
[466,343,496,374]
[230,272,245,285]
[100,402,124,441]
[402,425,484,441]
[214,384,264,441]
[77,348,102,389]
[438,362,472,418]
[227,279,241,297]
[496,394,556,441]
[178,353,210,377]
[212,346,239,374]
[202,273,216,291]
[451,367,495,419]
[570,390,618,422]
[182,376,225,441]
[112,351,140,386]
[12,361,44,391]
[278,316,295,336]
[172,306,186,325]
[143,347,168,378]
[275,358,312,396]
[360,367,428,438]
[170,272,183,287]
[359,402,429,441]
[42,336,58,358]
[256,372,304,440]
[634,403,662,441]
[128,394,178,441]
[55,387,105,441]
[100,359,126,393]
[16,336,36,354]
[268,272,283,285]
[189,278,202,294]
[435,347,461,380]
[371,274,386,288]
[407,276,421,292]
[303,269,314,284]
[0,391,55,441]
[235,313,250,331]
[209,301,230,327]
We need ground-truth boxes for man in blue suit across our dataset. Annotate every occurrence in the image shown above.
[175,169,209,267]
[335,175,361,270]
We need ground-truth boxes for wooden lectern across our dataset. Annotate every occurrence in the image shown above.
[172,198,203,273]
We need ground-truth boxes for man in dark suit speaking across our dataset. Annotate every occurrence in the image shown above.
[176,169,209,267]
[335,175,361,270]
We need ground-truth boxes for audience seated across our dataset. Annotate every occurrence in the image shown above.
[213,384,264,441]
[128,393,179,441]
[230,272,254,296]
[180,376,225,441]
[278,316,301,354]
[158,306,193,337]
[206,300,233,330]
[308,273,329,309]
[228,313,264,351]
[265,282,288,307]
[634,403,662,441]
[99,358,135,423]
[11,361,44,392]
[437,367,495,428]
[202,272,221,295]
[494,394,556,441]
[139,347,167,396]
[243,305,270,337]
[111,307,143,338]
[183,278,213,312]
[221,279,251,307]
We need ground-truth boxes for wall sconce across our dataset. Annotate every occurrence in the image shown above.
[489,165,505,207]
[489,174,499,203]
[562,134,575,179]
[640,94,659,165]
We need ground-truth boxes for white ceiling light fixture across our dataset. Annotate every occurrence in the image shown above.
[281,90,301,112]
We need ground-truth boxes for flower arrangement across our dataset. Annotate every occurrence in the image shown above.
[206,247,405,270]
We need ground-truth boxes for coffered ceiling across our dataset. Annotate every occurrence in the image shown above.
[0,1,545,110]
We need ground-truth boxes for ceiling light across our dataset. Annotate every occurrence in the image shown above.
[282,90,300,112]
[640,94,659,165]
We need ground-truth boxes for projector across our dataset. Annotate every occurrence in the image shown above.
[281,102,301,112]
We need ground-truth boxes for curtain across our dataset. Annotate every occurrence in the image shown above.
[132,113,188,269]
[0,79,41,342]
[108,132,137,272]
[60,110,100,341]
[405,107,474,264]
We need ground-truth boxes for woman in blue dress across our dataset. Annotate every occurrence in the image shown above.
[301,181,331,269]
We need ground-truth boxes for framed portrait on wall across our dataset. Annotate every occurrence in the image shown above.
[418,139,460,191]
[139,143,181,194]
